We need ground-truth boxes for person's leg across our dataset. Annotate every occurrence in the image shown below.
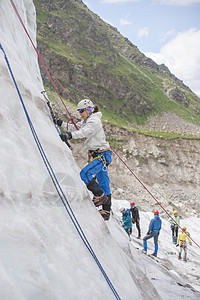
[175,227,178,243]
[143,233,153,252]
[136,220,141,238]
[99,194,111,221]
[183,245,187,261]
[153,233,159,255]
[80,159,108,205]
[171,225,175,240]
[175,226,178,237]
[179,244,183,259]
[96,162,112,219]
[125,228,130,236]
[102,194,111,211]
[80,159,103,185]
[96,168,111,196]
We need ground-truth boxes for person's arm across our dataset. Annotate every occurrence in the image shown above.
[168,218,172,223]
[71,117,98,139]
[61,121,82,132]
[186,234,192,244]
[148,220,153,233]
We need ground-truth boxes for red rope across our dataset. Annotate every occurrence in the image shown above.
[10,0,200,250]
[40,58,77,106]
[10,0,79,130]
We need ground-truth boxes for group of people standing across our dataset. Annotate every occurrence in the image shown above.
[168,211,192,260]
[120,207,192,260]
[119,202,141,241]
[54,98,192,261]
[120,206,161,257]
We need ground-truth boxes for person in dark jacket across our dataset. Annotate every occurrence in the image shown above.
[120,207,132,240]
[130,202,141,238]
[142,210,162,257]
[168,210,180,244]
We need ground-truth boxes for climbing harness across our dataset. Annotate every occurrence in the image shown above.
[88,150,109,171]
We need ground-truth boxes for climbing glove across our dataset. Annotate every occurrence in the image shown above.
[53,117,63,126]
[176,244,179,247]
[60,132,72,142]
[56,119,63,126]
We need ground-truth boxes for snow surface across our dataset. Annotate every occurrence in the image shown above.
[0,1,200,299]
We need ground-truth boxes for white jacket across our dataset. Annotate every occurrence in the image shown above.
[61,112,110,151]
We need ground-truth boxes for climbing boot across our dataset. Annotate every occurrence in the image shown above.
[183,254,187,261]
[93,193,108,207]
[151,253,157,257]
[102,194,111,212]
[87,178,107,207]
[99,209,110,221]
[141,249,147,254]
[178,253,181,260]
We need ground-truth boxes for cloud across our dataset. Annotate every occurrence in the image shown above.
[137,27,149,38]
[156,0,200,6]
[145,28,200,96]
[159,29,176,43]
[119,18,132,26]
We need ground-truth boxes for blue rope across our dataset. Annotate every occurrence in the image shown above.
[0,43,121,300]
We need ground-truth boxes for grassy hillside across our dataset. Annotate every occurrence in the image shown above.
[33,0,200,134]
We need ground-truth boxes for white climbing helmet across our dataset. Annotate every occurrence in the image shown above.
[77,99,94,111]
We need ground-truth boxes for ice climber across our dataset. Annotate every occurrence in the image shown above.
[142,210,162,257]
[120,207,132,240]
[168,210,180,244]
[55,99,112,221]
[130,201,141,238]
[176,226,192,261]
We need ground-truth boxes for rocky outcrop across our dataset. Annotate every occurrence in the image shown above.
[169,87,189,107]
[70,122,200,219]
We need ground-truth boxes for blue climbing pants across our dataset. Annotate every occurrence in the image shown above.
[80,151,111,195]
[143,232,159,254]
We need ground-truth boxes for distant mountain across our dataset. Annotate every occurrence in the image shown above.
[33,0,200,132]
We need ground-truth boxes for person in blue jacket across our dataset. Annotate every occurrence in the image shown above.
[120,207,132,240]
[142,210,162,257]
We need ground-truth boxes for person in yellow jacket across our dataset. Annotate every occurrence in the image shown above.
[176,227,192,261]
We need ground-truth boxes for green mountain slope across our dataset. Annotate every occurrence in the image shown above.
[33,0,200,133]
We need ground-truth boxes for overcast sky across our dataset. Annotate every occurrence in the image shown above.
[83,0,200,97]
